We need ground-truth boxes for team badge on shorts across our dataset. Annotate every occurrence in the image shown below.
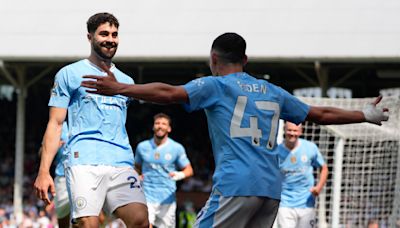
[75,196,87,210]
[290,156,297,164]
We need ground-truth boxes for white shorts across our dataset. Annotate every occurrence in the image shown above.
[66,165,146,219]
[276,207,316,228]
[147,202,176,228]
[195,189,279,228]
[54,176,70,218]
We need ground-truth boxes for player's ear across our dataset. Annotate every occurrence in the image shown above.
[299,123,304,134]
[211,52,218,65]
[242,55,248,66]
[87,33,92,41]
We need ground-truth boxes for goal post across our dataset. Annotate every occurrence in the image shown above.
[295,96,400,227]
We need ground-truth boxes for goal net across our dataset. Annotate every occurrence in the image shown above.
[295,96,400,228]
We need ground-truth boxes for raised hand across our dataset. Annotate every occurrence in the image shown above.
[362,95,390,125]
[81,62,121,96]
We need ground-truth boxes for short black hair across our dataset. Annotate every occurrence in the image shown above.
[87,12,119,34]
[211,33,246,64]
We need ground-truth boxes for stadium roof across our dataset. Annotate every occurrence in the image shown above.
[1,0,400,62]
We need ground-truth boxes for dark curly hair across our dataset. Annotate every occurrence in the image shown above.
[87,12,119,34]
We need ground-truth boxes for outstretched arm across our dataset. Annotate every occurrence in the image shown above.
[81,62,188,104]
[117,82,188,104]
[306,96,389,125]
[34,107,67,204]
[307,106,365,125]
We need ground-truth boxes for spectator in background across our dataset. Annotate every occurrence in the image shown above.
[178,201,196,228]
[367,219,379,228]
[37,209,51,228]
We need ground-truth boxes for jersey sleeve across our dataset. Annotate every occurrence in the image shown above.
[125,74,135,85]
[182,76,220,112]
[134,144,143,165]
[175,144,190,169]
[125,76,135,104]
[311,143,325,168]
[48,68,72,108]
[60,122,69,143]
[280,88,310,124]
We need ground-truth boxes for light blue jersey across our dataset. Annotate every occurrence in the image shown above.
[49,59,134,167]
[54,122,69,177]
[135,137,190,204]
[278,138,325,208]
[183,72,309,199]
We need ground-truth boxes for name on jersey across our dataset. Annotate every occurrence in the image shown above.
[84,94,127,111]
[237,81,267,94]
[282,167,307,176]
[146,163,168,170]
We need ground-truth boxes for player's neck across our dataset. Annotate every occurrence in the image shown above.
[285,140,298,151]
[217,64,244,76]
[154,136,168,146]
[87,55,112,70]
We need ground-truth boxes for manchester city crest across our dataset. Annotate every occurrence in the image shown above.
[301,155,308,163]
[165,153,172,161]
[75,196,87,210]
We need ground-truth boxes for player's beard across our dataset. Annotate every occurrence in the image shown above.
[154,129,167,140]
[286,135,298,144]
[93,41,118,60]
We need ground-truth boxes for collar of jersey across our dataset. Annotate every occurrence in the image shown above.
[84,59,115,73]
[284,138,302,153]
[222,72,247,77]
[151,137,170,149]
[234,72,248,77]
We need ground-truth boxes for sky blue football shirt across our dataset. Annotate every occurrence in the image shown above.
[183,72,309,199]
[54,122,68,177]
[49,59,134,167]
[278,138,325,208]
[135,137,190,204]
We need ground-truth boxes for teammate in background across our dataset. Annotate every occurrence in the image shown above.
[81,32,389,227]
[51,122,74,228]
[276,122,328,228]
[33,12,148,228]
[135,113,193,228]
[38,122,83,228]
